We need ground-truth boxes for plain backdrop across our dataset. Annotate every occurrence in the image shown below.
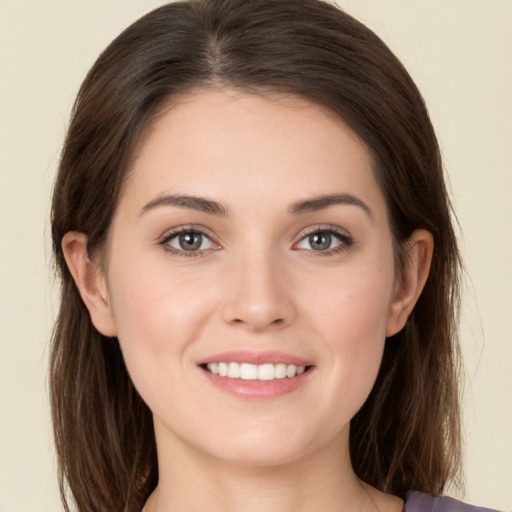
[0,1,511,511]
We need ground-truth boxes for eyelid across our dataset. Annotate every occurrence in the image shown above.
[157,223,354,257]
[292,224,355,254]
[158,224,221,256]
[293,224,351,241]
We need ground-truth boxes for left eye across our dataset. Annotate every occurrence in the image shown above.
[166,231,215,252]
[296,230,344,252]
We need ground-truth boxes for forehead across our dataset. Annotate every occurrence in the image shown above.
[121,89,385,217]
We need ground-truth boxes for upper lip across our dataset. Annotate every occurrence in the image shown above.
[197,350,313,367]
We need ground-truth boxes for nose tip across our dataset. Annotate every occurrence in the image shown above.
[221,258,296,332]
[228,305,288,332]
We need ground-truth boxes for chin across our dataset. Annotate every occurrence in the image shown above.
[190,421,345,470]
[210,444,311,469]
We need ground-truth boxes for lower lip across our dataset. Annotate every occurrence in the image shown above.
[201,367,312,399]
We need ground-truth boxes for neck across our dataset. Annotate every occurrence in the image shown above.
[144,420,402,512]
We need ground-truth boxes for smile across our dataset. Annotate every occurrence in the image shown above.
[205,362,307,381]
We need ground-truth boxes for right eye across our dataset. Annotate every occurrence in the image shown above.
[161,229,217,256]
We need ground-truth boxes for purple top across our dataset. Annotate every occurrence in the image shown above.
[404,491,501,512]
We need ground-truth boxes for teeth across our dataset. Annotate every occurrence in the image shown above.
[258,363,275,381]
[286,364,297,378]
[218,362,228,377]
[275,363,287,379]
[205,362,307,380]
[241,363,258,380]
[228,362,240,378]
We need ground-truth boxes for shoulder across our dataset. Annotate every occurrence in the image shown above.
[404,491,502,512]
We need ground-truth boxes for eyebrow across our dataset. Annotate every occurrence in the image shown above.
[289,193,373,219]
[140,194,228,216]
[140,192,372,219]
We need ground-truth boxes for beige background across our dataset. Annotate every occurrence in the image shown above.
[1,1,510,511]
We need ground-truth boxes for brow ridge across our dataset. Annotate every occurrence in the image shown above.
[140,194,228,216]
[289,193,373,218]
[140,192,371,219]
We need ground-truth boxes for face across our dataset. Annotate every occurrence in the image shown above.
[94,90,407,466]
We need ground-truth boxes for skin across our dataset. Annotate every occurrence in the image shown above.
[63,89,433,512]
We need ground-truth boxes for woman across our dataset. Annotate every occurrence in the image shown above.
[49,1,498,511]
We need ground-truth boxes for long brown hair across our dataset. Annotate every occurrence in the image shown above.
[50,1,462,510]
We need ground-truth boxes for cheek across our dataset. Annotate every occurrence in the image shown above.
[106,257,219,378]
[312,259,394,343]
[106,265,224,424]
[306,257,395,403]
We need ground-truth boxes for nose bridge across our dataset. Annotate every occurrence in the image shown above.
[222,238,295,331]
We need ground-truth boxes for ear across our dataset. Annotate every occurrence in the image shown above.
[386,229,434,337]
[61,231,117,337]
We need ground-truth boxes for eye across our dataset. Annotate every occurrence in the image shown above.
[295,228,353,253]
[161,228,217,255]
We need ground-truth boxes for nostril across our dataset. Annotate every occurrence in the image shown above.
[228,316,286,331]
[222,291,296,331]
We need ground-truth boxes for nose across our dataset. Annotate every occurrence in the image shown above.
[221,249,296,332]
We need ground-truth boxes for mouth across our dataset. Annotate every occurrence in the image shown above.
[198,350,314,398]
[201,362,312,381]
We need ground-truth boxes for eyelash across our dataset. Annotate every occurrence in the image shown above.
[294,226,354,257]
[158,225,354,258]
[159,226,217,258]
